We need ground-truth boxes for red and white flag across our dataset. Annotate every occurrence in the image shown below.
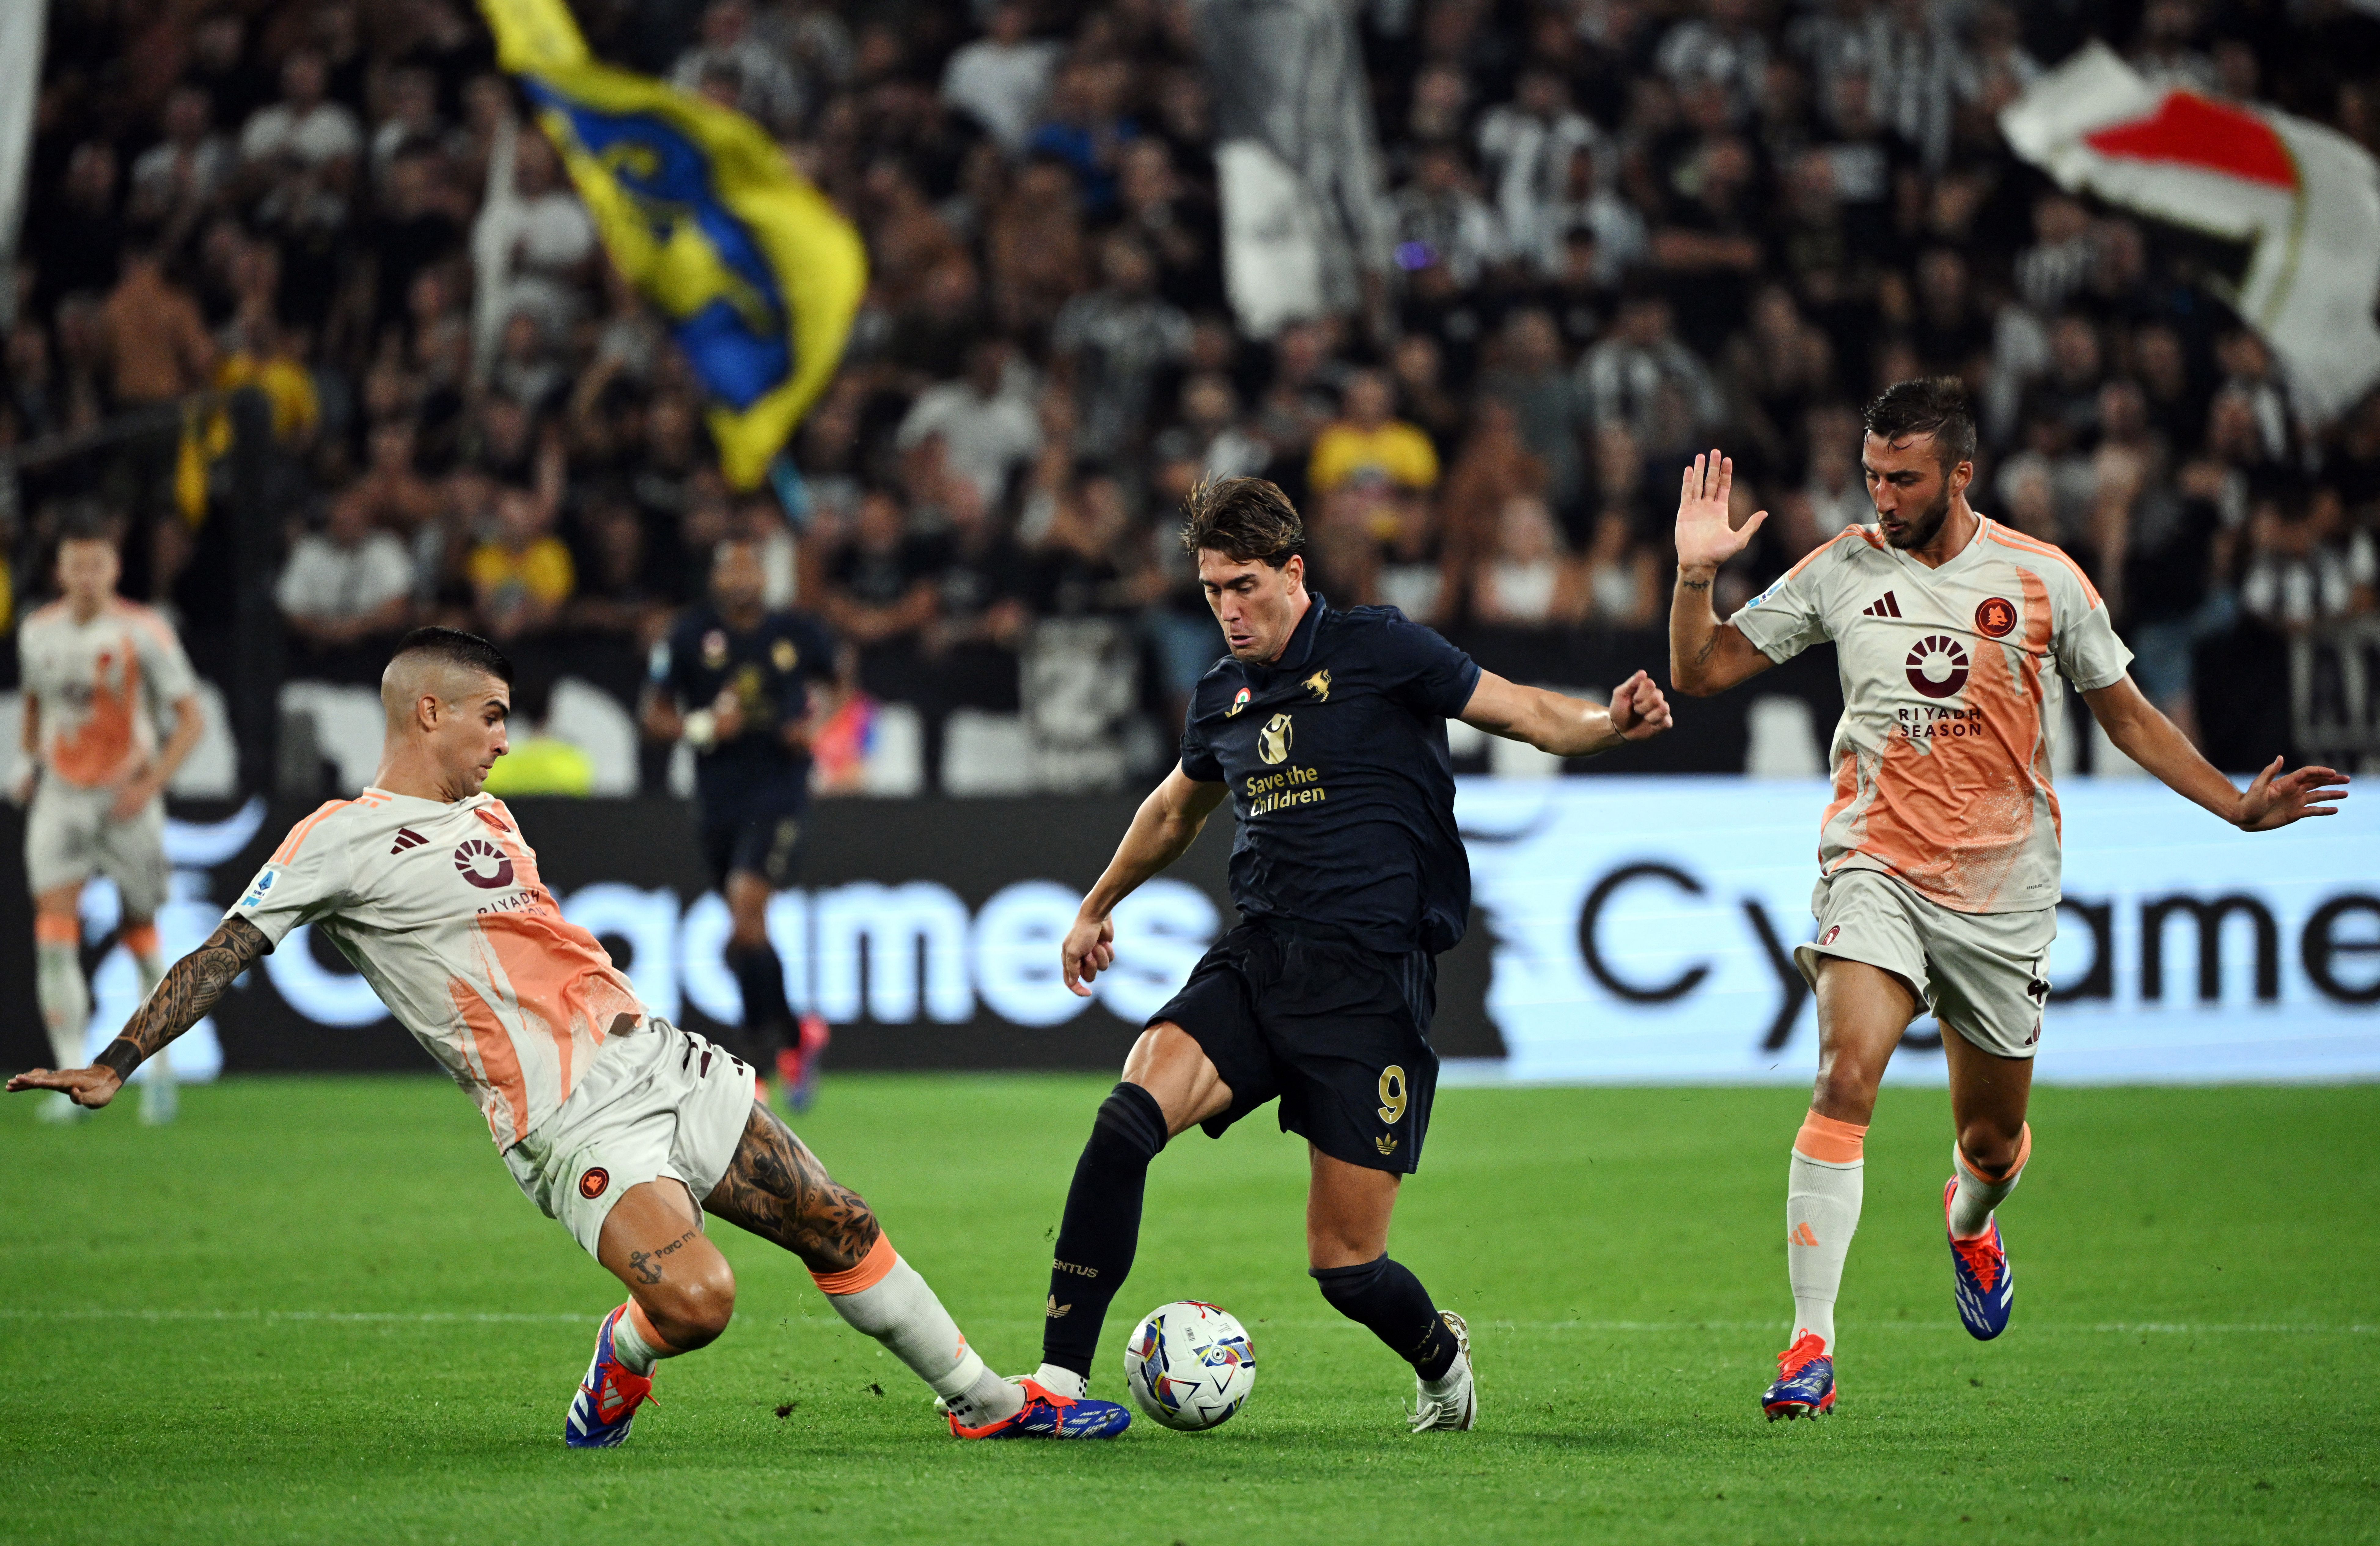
[2001,42,2380,423]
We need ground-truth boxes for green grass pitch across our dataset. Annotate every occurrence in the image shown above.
[2,1074,2375,1544]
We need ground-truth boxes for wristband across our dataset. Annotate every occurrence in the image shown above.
[95,1037,143,1082]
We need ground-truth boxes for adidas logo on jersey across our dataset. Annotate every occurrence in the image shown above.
[1861,591,1904,618]
[388,827,428,855]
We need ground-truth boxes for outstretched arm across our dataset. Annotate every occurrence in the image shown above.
[6,915,271,1108]
[1460,668,1672,757]
[1670,449,1778,697]
[1063,765,1227,997]
[2084,676,2348,829]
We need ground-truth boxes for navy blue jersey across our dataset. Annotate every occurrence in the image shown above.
[652,606,838,823]
[1179,594,1482,956]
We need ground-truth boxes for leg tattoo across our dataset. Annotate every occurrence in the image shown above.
[703,1102,881,1273]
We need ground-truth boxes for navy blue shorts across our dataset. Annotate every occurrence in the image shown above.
[1148,920,1439,1175]
[700,812,805,891]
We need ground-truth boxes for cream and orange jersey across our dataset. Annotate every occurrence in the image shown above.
[1730,517,2134,914]
[18,599,200,789]
[226,790,645,1149]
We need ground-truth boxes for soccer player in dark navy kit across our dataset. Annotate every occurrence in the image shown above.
[997,477,1673,1434]
[645,537,840,1110]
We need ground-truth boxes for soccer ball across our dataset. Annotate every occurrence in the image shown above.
[1122,1301,1256,1431]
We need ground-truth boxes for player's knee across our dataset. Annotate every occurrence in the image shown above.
[651,1262,737,1349]
[1956,1119,2023,1176]
[1808,1060,1881,1119]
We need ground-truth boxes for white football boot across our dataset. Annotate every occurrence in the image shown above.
[1408,1312,1476,1432]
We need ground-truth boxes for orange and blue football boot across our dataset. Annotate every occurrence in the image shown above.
[777,1014,831,1113]
[945,1378,1132,1440]
[1945,1177,2015,1340]
[1761,1332,1836,1421]
[565,1305,655,1448]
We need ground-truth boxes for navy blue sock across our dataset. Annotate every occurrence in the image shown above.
[1312,1255,1458,1380]
[727,941,793,1050]
[1042,1082,1170,1378]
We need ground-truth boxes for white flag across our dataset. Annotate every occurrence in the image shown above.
[2001,42,2380,423]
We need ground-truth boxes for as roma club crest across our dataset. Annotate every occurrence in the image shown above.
[1974,597,2017,639]
[578,1168,609,1200]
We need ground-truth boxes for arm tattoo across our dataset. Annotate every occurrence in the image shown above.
[702,1102,882,1275]
[101,917,270,1079]
[1677,576,1712,591]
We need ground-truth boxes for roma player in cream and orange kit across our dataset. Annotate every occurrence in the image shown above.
[15,510,205,1126]
[8,627,1132,1444]
[1667,380,2347,1420]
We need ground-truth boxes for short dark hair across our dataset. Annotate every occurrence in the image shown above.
[390,626,514,686]
[56,502,120,547]
[1179,477,1306,567]
[1864,377,1977,473]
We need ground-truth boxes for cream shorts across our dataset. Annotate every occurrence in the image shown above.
[24,778,168,915]
[1793,867,2057,1059]
[501,1018,757,1259]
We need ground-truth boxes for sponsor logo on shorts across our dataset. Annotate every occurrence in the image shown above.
[578,1167,609,1200]
[1374,1134,1399,1156]
[1820,925,1841,946]
[1904,634,1971,700]
[453,837,514,890]
[1975,597,2018,638]
[1045,1295,1072,1319]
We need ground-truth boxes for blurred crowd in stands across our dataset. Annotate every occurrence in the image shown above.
[8,0,2380,792]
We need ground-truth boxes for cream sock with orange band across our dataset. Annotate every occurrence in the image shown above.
[814,1235,1025,1426]
[609,1300,674,1375]
[1949,1125,2032,1239]
[34,914,89,1072]
[1787,1110,1867,1356]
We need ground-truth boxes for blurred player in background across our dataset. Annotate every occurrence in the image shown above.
[14,507,204,1126]
[1020,477,1672,1436]
[644,538,838,1110]
[1668,379,2348,1421]
[9,627,1130,1443]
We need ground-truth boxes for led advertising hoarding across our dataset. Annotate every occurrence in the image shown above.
[0,779,2369,1084]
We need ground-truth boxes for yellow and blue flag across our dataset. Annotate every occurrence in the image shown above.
[478,0,865,488]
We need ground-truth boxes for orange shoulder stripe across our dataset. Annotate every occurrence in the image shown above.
[271,799,353,865]
[1985,524,2103,608]
[1782,527,1864,583]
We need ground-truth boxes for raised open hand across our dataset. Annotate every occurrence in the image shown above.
[1675,450,1767,573]
[2235,756,2349,831]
